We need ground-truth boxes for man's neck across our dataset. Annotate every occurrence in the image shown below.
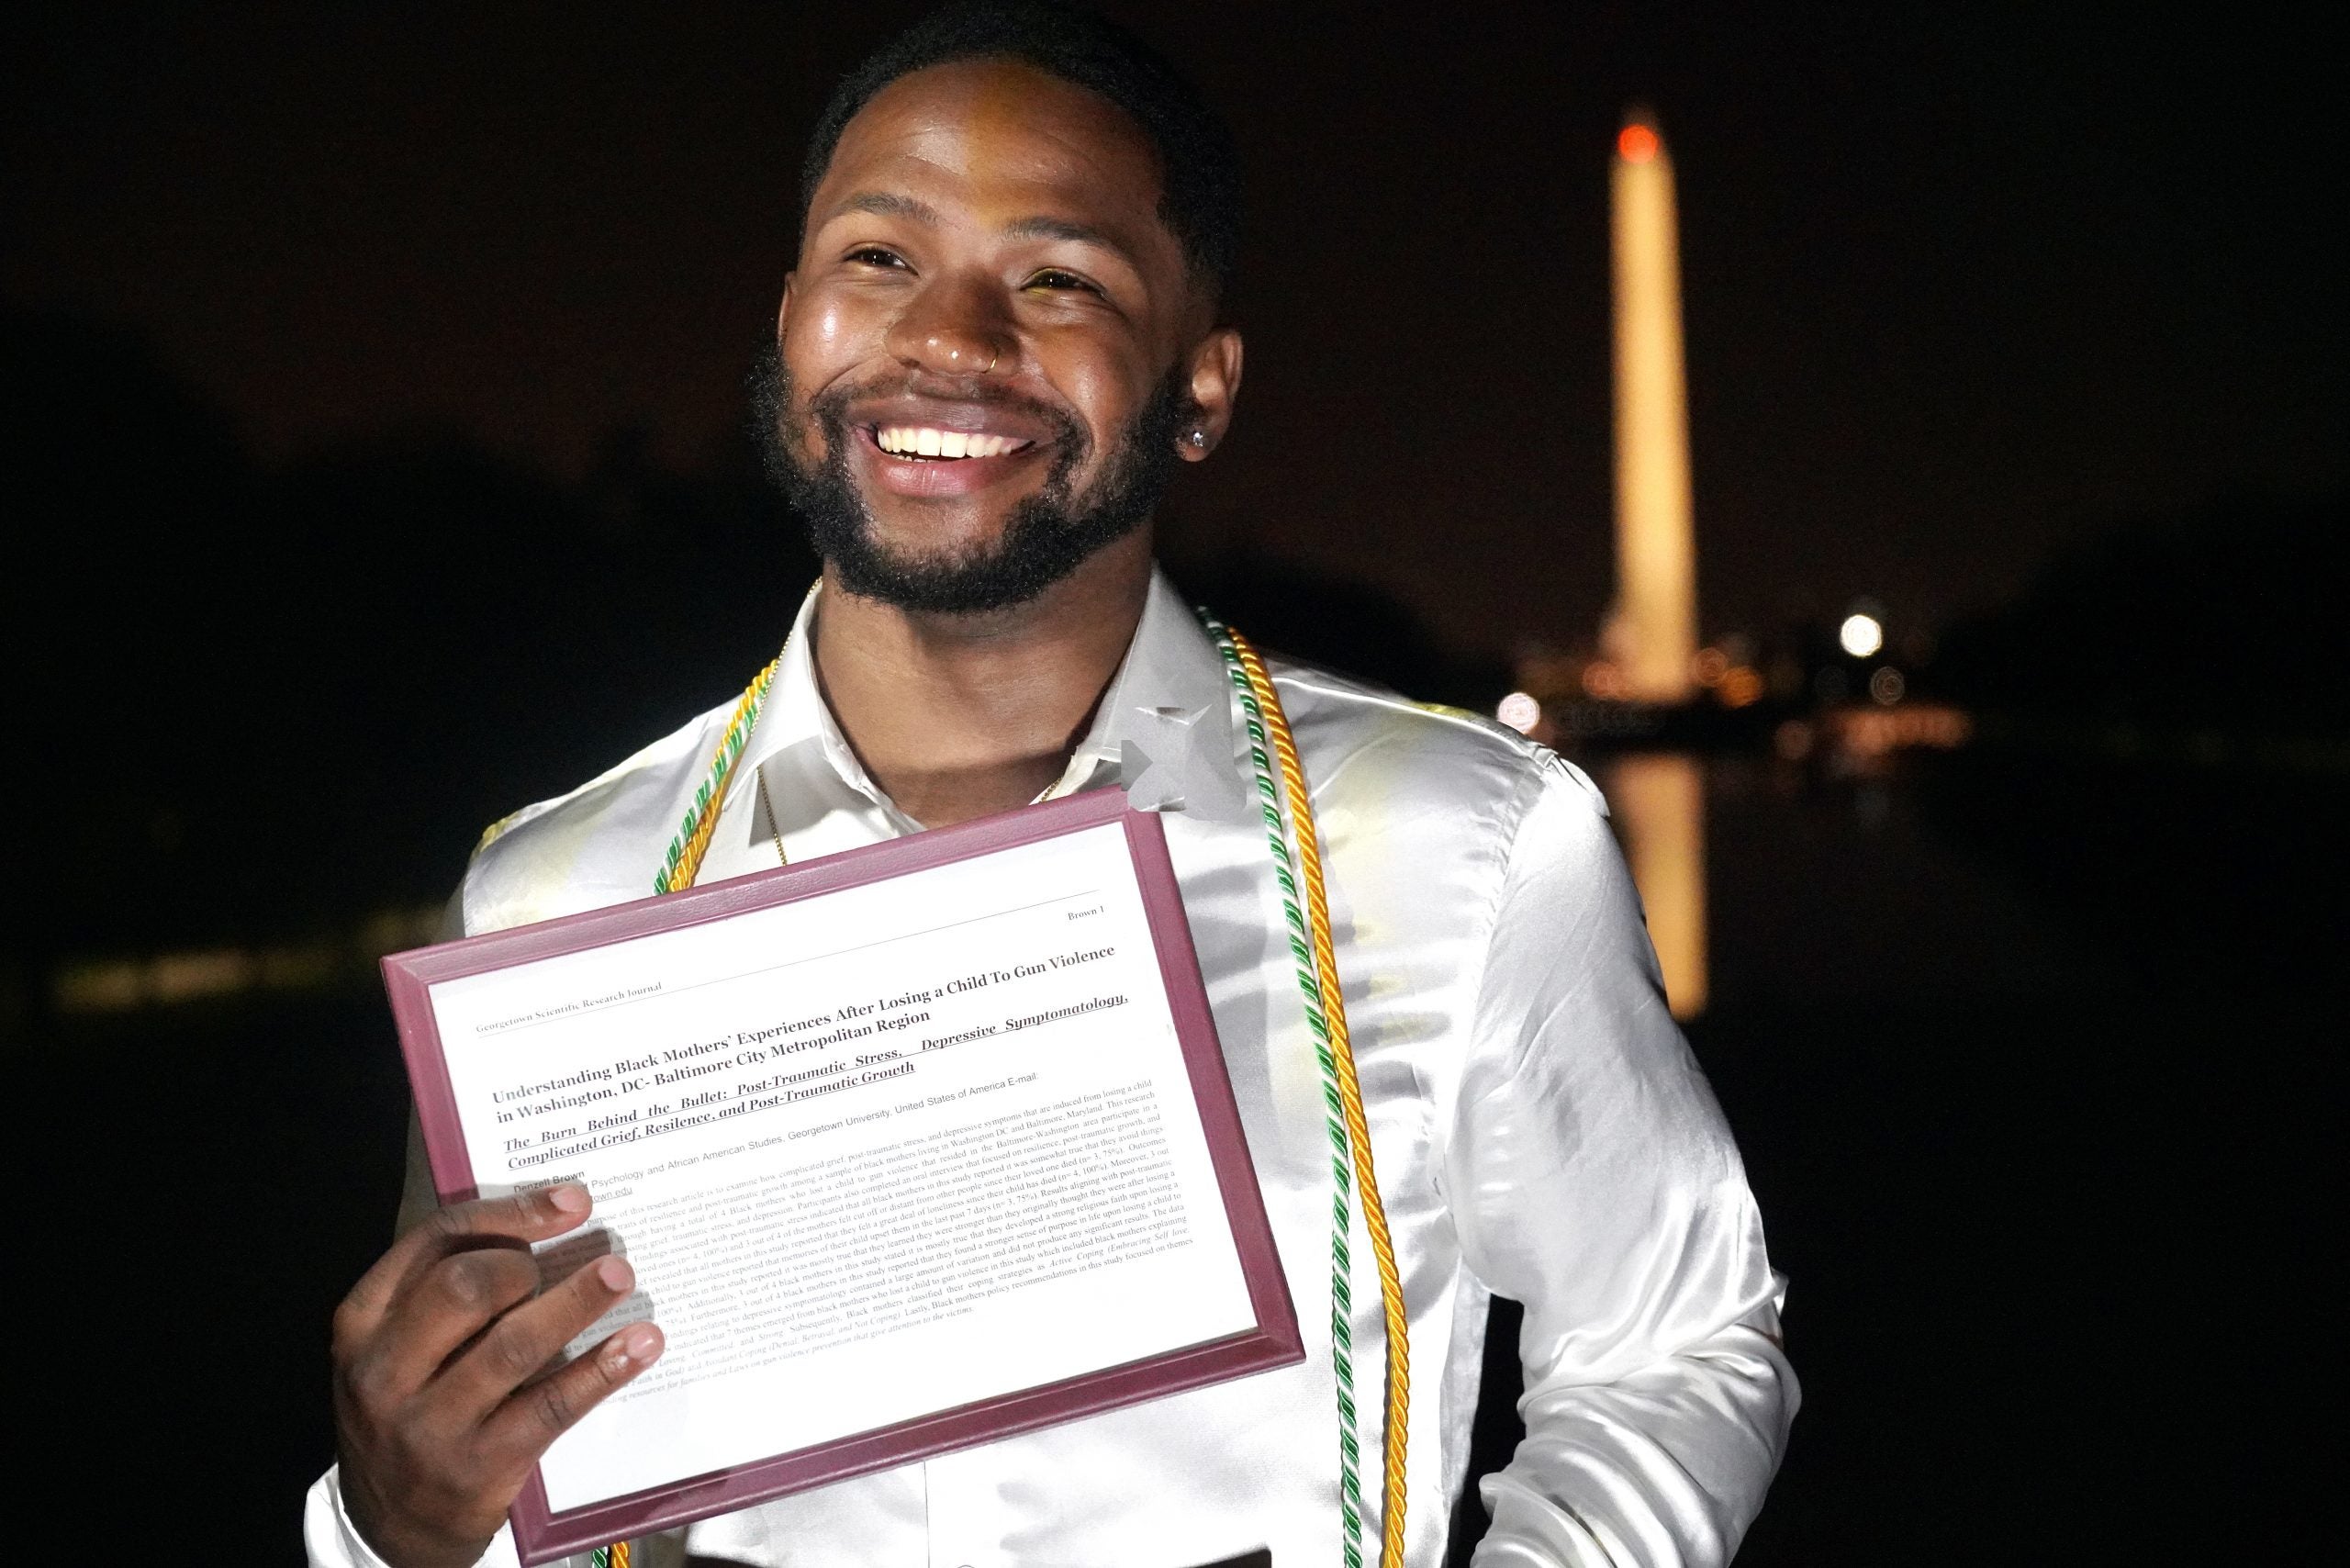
[811,531,1156,828]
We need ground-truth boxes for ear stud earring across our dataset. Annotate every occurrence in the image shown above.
[1188,429,1208,448]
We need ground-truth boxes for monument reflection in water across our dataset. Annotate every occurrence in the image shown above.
[1600,754,1708,1021]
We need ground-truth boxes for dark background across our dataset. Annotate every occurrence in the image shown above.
[6,3,2342,1562]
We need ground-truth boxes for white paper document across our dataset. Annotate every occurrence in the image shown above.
[418,821,1257,1511]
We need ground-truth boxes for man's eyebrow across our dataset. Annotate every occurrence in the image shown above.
[1002,215,1126,252]
[817,198,1136,259]
[824,191,940,225]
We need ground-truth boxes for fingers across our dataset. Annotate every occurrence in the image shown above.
[327,1180,655,1563]
[339,1184,592,1340]
[481,1316,665,1463]
[441,1253,644,1420]
[375,1246,547,1394]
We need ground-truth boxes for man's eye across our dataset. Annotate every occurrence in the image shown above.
[1024,269,1099,294]
[846,247,907,269]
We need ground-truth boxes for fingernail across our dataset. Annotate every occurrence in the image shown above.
[594,1255,633,1293]
[618,1323,663,1364]
[549,1183,589,1215]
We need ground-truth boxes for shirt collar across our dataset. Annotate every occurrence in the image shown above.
[724,567,1242,857]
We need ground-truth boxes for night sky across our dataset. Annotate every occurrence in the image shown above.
[7,1,2341,654]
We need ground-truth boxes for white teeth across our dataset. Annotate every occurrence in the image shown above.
[875,425,1026,458]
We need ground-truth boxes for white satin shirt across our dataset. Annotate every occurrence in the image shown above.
[306,571,1796,1567]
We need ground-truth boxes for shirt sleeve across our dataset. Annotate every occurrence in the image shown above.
[1445,756,1798,1567]
[303,1466,531,1568]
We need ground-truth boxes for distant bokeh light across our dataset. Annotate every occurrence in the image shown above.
[1617,124,1661,163]
[1839,612,1886,658]
[1870,666,1907,705]
[1495,691,1542,734]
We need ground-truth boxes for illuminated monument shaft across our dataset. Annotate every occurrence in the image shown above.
[1610,114,1698,703]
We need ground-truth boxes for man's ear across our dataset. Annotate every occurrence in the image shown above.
[1177,327,1244,462]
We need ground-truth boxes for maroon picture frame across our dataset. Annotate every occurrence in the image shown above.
[382,788,1302,1564]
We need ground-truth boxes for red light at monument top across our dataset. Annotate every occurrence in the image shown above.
[1617,123,1661,163]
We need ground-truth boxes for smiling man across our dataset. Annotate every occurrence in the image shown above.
[309,6,1795,1567]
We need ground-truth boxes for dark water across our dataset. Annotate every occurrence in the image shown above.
[1458,749,2334,1563]
[22,750,2330,1563]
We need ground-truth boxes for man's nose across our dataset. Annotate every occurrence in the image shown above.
[883,274,1016,379]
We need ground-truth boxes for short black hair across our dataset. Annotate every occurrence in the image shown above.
[799,2,1240,300]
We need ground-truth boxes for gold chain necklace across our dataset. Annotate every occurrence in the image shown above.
[755,764,789,867]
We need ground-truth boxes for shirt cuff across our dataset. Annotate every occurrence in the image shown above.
[305,1465,523,1568]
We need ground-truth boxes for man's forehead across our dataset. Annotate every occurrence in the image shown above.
[812,60,1170,244]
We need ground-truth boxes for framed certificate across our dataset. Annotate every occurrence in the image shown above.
[384,788,1302,1564]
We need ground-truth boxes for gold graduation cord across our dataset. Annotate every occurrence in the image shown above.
[619,622,1409,1567]
[652,648,786,895]
[1225,625,1412,1568]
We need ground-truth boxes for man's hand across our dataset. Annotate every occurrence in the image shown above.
[330,1183,665,1568]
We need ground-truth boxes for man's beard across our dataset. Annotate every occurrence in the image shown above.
[751,342,1192,615]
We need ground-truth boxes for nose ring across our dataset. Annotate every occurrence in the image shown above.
[981,347,1001,375]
